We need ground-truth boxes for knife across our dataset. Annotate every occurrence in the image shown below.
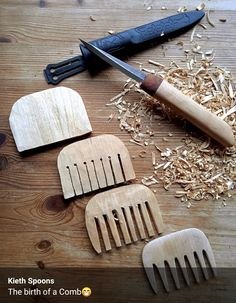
[44,10,204,85]
[80,39,235,147]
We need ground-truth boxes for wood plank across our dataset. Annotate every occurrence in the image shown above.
[0,1,235,295]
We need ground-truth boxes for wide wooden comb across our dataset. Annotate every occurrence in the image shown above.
[9,87,92,152]
[85,184,164,253]
[57,135,135,199]
[142,228,216,293]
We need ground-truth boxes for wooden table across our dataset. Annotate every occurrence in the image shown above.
[0,1,235,302]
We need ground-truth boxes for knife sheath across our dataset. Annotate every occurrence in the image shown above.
[44,10,204,84]
[80,10,204,63]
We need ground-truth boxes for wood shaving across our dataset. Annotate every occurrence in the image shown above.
[108,113,114,121]
[139,150,147,158]
[161,148,172,157]
[130,139,144,147]
[199,23,207,30]
[219,18,227,22]
[155,145,162,152]
[190,26,196,42]
[148,59,165,68]
[108,29,236,203]
[207,10,215,27]
[205,49,214,56]
[221,106,236,119]
[196,3,205,11]
[141,176,159,186]
[152,151,156,165]
[89,15,96,21]
[177,6,187,13]
[177,41,184,49]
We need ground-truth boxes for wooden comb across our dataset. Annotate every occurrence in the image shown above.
[57,135,135,199]
[142,228,216,293]
[9,87,92,152]
[85,184,164,253]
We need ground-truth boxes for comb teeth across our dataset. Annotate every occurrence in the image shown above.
[142,228,216,293]
[85,184,164,253]
[67,154,125,194]
[58,135,135,199]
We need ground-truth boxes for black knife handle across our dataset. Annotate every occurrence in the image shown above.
[80,10,204,63]
[44,10,204,84]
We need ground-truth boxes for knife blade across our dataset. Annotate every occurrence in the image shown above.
[80,39,235,147]
[44,10,204,85]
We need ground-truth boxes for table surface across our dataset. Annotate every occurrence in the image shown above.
[0,0,235,285]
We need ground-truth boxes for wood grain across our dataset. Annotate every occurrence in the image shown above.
[142,228,216,293]
[58,134,135,198]
[0,1,236,298]
[85,184,164,253]
[141,76,235,146]
[9,87,92,151]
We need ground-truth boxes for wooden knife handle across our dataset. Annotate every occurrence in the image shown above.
[140,74,235,147]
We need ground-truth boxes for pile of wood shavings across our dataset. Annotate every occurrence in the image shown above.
[106,51,236,204]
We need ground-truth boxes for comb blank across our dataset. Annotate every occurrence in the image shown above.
[85,184,164,253]
[142,228,216,293]
[9,87,92,152]
[57,135,135,199]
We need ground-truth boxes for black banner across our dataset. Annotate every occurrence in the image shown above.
[0,268,235,303]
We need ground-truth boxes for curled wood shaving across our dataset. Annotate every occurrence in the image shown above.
[139,150,147,158]
[89,15,96,21]
[207,10,215,27]
[142,176,159,186]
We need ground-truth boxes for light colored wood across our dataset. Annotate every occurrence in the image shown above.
[0,2,236,301]
[142,77,235,147]
[57,134,135,199]
[142,228,216,293]
[9,87,92,152]
[85,184,164,253]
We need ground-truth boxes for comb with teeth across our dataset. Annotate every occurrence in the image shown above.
[142,228,216,293]
[85,184,164,253]
[57,135,135,199]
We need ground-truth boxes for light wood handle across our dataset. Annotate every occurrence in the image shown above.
[140,74,235,147]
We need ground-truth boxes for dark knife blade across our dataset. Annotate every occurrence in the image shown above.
[44,10,204,85]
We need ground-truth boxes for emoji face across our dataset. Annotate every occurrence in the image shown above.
[82,287,92,297]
